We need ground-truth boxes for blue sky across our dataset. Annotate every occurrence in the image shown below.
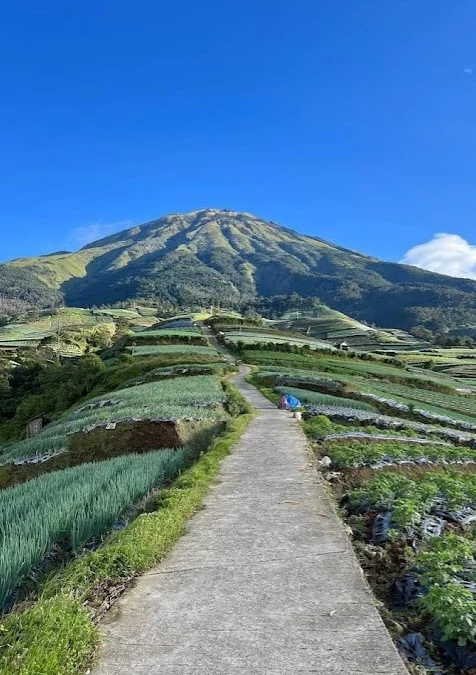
[1,1,476,272]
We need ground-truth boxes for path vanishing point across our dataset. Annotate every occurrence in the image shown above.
[92,367,408,675]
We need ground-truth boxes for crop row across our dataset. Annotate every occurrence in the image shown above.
[224,332,332,349]
[344,473,476,653]
[0,449,187,609]
[349,471,476,529]
[122,362,221,388]
[132,328,201,337]
[323,439,476,469]
[129,345,218,356]
[301,414,442,441]
[414,534,476,646]
[351,377,476,422]
[315,357,458,390]
[273,385,377,412]
[260,368,476,429]
[0,375,227,464]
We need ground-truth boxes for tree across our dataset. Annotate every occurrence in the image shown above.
[411,325,434,342]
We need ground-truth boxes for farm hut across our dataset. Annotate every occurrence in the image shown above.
[25,415,52,439]
[336,341,349,351]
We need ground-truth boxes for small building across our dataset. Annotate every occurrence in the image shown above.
[336,341,350,351]
[25,415,52,439]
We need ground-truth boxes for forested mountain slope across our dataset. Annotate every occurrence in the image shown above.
[2,208,476,331]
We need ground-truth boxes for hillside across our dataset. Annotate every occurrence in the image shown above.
[2,314,476,675]
[3,208,476,331]
[273,306,427,351]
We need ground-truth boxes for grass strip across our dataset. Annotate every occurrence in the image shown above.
[0,407,253,675]
[245,372,280,405]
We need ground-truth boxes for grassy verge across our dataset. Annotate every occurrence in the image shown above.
[0,405,253,675]
[246,371,279,406]
[222,377,254,416]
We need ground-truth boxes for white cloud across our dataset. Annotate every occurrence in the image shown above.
[70,220,134,247]
[401,233,476,280]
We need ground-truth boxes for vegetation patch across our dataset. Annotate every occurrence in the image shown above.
[302,400,476,673]
[127,330,206,346]
[129,344,218,357]
[0,406,253,675]
[91,353,223,395]
[0,420,225,491]
[322,439,476,470]
[0,374,228,465]
[273,385,377,412]
[0,449,188,611]
[255,366,476,431]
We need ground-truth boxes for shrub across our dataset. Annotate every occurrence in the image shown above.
[302,415,335,439]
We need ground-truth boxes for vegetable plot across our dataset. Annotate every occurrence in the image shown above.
[273,385,377,412]
[0,450,187,610]
[129,345,218,356]
[324,439,476,470]
[0,375,227,464]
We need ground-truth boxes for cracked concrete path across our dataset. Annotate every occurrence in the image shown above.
[92,368,408,675]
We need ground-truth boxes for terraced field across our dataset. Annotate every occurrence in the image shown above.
[223,330,334,350]
[129,344,218,356]
[0,314,250,637]
[0,306,160,356]
[249,343,476,673]
[3,313,476,675]
[274,307,427,352]
[248,348,476,425]
[398,347,476,381]
[131,328,201,338]
[0,449,186,609]
[273,385,378,412]
[0,374,228,465]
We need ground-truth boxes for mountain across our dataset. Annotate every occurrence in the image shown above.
[3,208,476,331]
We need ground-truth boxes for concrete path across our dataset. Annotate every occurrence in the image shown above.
[201,323,236,362]
[92,369,408,675]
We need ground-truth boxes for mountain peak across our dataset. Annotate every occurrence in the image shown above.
[3,208,476,332]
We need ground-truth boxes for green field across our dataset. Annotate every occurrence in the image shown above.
[0,306,161,347]
[256,356,476,426]
[0,374,228,465]
[323,438,476,469]
[129,344,218,357]
[223,330,334,350]
[274,307,427,352]
[273,385,377,412]
[277,333,476,666]
[0,314,247,634]
[0,449,187,608]
[131,328,201,337]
